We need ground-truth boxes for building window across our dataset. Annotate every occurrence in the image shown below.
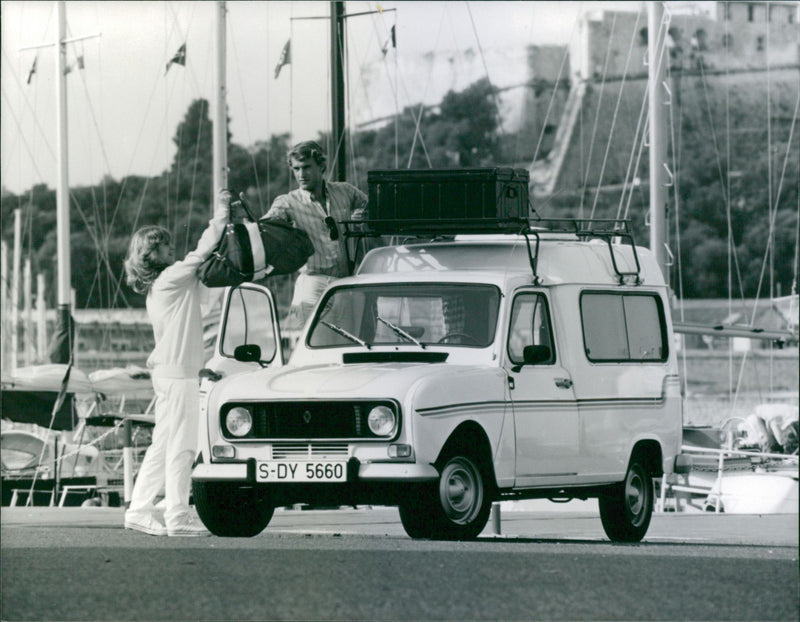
[724,3,732,20]
[748,4,754,22]
[722,33,734,49]
[639,27,648,47]
[695,28,708,51]
[756,36,764,51]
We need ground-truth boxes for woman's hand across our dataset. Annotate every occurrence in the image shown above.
[215,189,232,219]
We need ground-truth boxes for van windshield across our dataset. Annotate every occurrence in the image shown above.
[308,283,501,349]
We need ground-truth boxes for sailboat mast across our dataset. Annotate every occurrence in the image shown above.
[330,1,346,182]
[648,1,670,284]
[213,1,228,198]
[54,1,72,358]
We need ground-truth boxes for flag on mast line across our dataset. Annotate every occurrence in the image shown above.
[165,43,187,75]
[381,25,396,56]
[274,39,291,79]
[26,57,37,85]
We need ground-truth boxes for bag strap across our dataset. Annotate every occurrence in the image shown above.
[231,191,257,222]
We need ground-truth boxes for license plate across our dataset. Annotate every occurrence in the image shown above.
[255,461,347,483]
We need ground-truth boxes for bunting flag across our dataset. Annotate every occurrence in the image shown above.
[26,57,37,85]
[76,55,85,70]
[381,25,396,56]
[274,39,290,79]
[165,43,187,75]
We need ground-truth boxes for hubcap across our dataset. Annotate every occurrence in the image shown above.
[626,470,645,522]
[440,457,482,524]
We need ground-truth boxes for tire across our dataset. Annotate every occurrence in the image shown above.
[430,453,492,540]
[192,481,274,537]
[599,459,653,542]
[398,484,436,539]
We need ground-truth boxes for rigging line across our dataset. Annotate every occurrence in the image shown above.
[747,86,800,322]
[0,87,52,185]
[793,178,799,296]
[404,2,450,169]
[513,1,540,164]
[346,8,382,172]
[464,2,505,139]
[696,53,748,306]
[228,12,265,213]
[590,7,643,220]
[0,47,57,163]
[364,6,400,167]
[109,179,152,310]
[104,63,169,240]
[578,11,618,218]
[530,13,578,166]
[621,108,648,222]
[68,191,131,309]
[183,115,207,253]
[615,83,647,220]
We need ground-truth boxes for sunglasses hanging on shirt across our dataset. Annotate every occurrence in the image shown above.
[324,216,340,241]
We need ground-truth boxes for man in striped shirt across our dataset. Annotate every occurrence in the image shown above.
[262,140,367,327]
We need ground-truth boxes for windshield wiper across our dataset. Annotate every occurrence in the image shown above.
[377,316,426,349]
[321,320,371,349]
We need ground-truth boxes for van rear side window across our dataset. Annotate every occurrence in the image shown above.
[580,292,667,362]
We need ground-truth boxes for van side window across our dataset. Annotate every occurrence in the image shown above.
[580,292,667,362]
[508,293,554,365]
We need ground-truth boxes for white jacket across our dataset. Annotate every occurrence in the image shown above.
[146,205,227,378]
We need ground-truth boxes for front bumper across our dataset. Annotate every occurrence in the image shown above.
[192,457,439,484]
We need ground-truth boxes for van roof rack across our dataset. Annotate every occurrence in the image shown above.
[343,216,642,285]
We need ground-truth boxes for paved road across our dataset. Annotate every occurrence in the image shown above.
[2,505,798,621]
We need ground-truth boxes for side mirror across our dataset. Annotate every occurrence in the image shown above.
[234,344,262,363]
[523,345,551,365]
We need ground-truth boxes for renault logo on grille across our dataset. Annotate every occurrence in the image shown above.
[302,410,312,424]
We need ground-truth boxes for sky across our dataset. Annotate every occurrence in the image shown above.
[0,1,699,195]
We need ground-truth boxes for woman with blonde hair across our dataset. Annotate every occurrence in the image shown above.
[122,189,230,537]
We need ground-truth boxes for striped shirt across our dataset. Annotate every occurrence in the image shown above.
[263,181,367,277]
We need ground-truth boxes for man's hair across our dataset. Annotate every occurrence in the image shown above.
[124,226,172,294]
[286,140,326,169]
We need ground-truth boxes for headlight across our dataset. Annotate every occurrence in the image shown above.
[367,405,397,437]
[225,406,253,437]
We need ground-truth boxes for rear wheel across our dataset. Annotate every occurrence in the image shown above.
[599,459,653,542]
[193,481,274,537]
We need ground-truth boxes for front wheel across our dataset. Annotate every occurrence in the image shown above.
[193,481,274,537]
[431,453,493,540]
[598,459,653,542]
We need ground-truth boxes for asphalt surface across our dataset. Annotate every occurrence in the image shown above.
[2,503,798,621]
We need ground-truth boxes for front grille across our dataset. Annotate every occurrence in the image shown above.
[271,442,349,459]
[220,400,399,440]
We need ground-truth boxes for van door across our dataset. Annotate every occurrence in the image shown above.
[505,291,580,487]
[204,283,284,377]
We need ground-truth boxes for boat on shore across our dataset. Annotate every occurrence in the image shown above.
[660,405,799,514]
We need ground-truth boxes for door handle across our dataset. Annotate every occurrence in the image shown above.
[554,377,573,389]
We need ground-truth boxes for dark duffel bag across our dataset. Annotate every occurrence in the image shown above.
[259,218,315,276]
[198,193,314,287]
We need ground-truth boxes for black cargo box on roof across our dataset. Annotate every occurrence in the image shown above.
[366,168,531,235]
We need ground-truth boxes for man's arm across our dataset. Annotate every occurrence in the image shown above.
[262,194,293,224]
[349,186,368,221]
